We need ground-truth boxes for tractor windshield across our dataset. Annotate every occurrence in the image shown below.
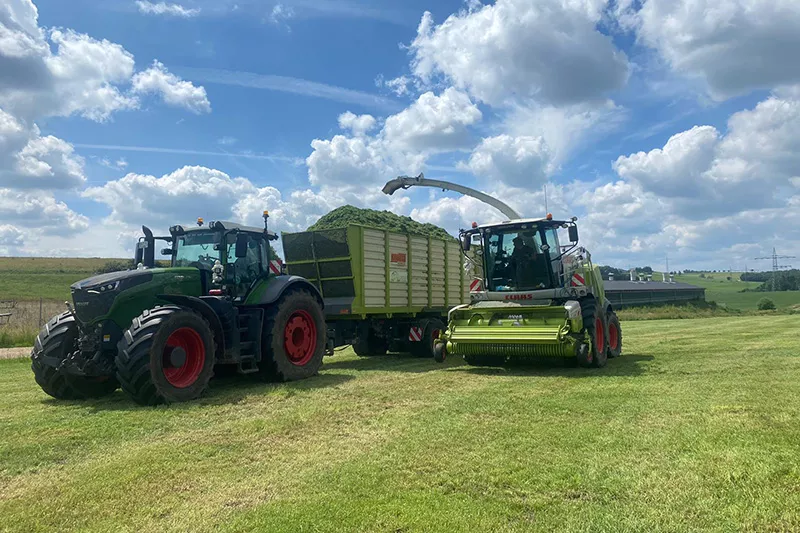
[485,226,553,291]
[174,232,220,268]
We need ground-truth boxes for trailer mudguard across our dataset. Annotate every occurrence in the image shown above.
[157,294,226,359]
[244,275,324,307]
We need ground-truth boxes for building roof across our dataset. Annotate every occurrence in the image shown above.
[604,280,704,292]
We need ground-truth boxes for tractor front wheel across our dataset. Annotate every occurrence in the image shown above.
[31,311,119,400]
[116,306,215,405]
[259,290,326,381]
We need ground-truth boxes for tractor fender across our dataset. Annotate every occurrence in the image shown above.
[602,300,613,316]
[250,275,324,307]
[157,294,226,360]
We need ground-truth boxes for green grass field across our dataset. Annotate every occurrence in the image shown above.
[1,315,798,532]
[676,272,800,310]
[0,257,121,302]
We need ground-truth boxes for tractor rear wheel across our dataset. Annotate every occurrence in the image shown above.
[259,290,325,381]
[606,312,622,358]
[577,301,607,368]
[31,311,119,400]
[410,319,445,358]
[116,306,215,405]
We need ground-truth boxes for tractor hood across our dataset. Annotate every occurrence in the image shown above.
[70,267,202,326]
[71,268,154,291]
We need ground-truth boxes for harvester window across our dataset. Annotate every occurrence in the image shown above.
[486,229,551,291]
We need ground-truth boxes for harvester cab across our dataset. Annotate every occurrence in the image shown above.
[31,211,326,406]
[435,215,623,368]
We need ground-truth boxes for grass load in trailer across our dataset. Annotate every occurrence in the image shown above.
[282,224,469,358]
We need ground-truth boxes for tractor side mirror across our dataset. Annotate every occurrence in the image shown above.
[160,248,173,255]
[461,234,471,252]
[568,225,579,243]
[235,234,249,258]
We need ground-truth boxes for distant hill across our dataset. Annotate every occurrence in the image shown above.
[307,205,455,241]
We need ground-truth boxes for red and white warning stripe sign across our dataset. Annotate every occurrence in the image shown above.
[570,273,585,287]
[268,259,282,275]
[470,278,483,292]
[408,327,423,342]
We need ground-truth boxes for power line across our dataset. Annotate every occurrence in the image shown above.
[754,248,796,291]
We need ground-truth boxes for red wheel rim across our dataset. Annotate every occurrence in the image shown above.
[594,317,604,353]
[162,327,205,388]
[284,310,317,366]
[609,322,618,350]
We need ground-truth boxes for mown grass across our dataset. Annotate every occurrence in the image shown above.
[1,315,799,532]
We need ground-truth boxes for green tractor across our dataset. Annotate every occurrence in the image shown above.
[433,215,622,367]
[31,212,326,405]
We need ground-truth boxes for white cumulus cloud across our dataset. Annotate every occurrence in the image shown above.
[132,60,211,114]
[409,0,629,106]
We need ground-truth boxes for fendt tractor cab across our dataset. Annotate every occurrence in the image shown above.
[31,211,325,405]
[433,215,623,368]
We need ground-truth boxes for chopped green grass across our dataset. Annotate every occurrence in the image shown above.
[2,315,799,532]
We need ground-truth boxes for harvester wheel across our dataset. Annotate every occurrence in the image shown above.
[578,302,607,368]
[31,311,119,400]
[410,318,446,358]
[116,306,215,405]
[259,290,325,381]
[606,312,622,358]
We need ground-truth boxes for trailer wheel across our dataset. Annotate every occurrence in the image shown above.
[606,312,622,358]
[31,311,119,400]
[260,290,325,381]
[410,319,446,358]
[116,306,215,405]
[577,301,607,368]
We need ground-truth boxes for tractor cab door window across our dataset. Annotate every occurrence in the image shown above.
[225,234,264,293]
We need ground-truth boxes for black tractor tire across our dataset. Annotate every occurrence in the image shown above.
[577,301,607,368]
[352,324,388,357]
[463,354,506,367]
[116,306,215,405]
[606,311,622,358]
[410,318,446,358]
[259,290,326,381]
[31,311,119,400]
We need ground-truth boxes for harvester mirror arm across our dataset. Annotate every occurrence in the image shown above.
[382,173,522,220]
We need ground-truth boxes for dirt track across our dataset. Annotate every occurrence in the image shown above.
[0,347,30,360]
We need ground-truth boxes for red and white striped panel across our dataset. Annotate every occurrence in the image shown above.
[408,327,423,342]
[268,259,282,275]
[469,278,483,292]
[570,273,585,287]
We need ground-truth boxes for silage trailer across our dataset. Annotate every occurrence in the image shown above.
[282,224,469,357]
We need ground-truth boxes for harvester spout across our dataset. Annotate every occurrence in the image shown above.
[382,173,522,220]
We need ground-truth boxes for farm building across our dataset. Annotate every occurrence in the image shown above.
[604,280,706,309]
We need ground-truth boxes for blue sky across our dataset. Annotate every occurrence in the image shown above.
[2,0,800,271]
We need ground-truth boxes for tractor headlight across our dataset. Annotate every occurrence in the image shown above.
[90,281,120,293]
